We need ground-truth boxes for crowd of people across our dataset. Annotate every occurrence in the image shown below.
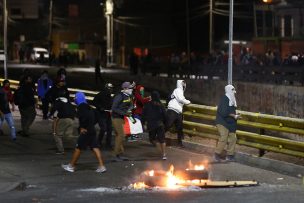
[0,66,240,173]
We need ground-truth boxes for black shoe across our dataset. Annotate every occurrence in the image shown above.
[0,129,4,136]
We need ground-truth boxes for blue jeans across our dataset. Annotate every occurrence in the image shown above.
[0,113,16,139]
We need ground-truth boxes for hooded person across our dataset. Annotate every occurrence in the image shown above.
[213,84,241,162]
[166,80,191,147]
[37,71,53,119]
[62,92,106,173]
[93,83,114,150]
[111,81,134,161]
[132,84,151,119]
[142,91,167,160]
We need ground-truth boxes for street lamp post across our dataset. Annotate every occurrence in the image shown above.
[105,0,114,67]
[3,0,8,79]
[48,0,53,65]
[227,0,234,85]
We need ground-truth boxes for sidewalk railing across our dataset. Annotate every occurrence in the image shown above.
[3,78,304,158]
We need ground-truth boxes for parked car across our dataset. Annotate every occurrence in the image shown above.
[31,47,49,63]
[0,50,5,61]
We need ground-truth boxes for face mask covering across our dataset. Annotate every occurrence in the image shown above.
[124,89,133,95]
[140,90,144,97]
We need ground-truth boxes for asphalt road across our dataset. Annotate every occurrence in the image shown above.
[0,110,303,203]
[0,63,303,202]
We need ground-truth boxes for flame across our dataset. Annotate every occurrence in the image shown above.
[131,161,208,190]
[186,160,206,171]
[133,182,147,189]
[148,170,155,176]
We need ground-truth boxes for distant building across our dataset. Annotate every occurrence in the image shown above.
[253,1,304,59]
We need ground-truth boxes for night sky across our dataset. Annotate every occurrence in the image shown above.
[116,0,254,52]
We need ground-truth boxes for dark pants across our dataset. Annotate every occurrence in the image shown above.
[41,98,49,119]
[19,106,36,135]
[96,111,112,148]
[165,109,184,143]
[149,125,165,144]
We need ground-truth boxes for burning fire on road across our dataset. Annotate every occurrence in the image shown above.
[130,160,258,190]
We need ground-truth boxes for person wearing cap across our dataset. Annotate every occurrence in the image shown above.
[37,71,53,119]
[111,81,134,161]
[62,92,106,173]
[93,83,114,150]
[166,80,191,147]
[213,85,241,162]
[0,80,16,140]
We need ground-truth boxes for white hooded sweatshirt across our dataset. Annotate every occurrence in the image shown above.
[225,84,237,107]
[168,80,191,114]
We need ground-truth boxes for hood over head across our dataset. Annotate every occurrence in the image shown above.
[151,91,161,102]
[75,92,87,106]
[225,84,237,107]
[176,80,186,91]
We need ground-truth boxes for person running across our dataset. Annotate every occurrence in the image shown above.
[142,91,167,160]
[166,80,191,147]
[93,83,114,150]
[62,92,106,173]
[0,80,16,141]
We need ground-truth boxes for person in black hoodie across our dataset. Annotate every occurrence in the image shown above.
[62,92,106,173]
[16,75,37,137]
[142,91,167,160]
[49,91,76,155]
[93,83,114,150]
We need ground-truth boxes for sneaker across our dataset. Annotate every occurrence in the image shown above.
[162,155,167,160]
[56,151,65,155]
[213,153,222,162]
[112,156,123,162]
[96,166,107,173]
[61,164,75,172]
[225,155,235,162]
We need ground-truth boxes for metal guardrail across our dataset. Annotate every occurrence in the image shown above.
[2,78,304,157]
[183,104,304,158]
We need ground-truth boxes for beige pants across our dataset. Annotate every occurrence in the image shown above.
[215,124,237,156]
[112,118,125,156]
[54,118,74,152]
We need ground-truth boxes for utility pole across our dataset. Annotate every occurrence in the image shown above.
[3,0,8,79]
[105,0,114,66]
[48,0,53,65]
[209,0,213,53]
[228,0,234,85]
[186,0,190,65]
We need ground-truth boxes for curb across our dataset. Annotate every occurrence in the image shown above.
[183,140,304,178]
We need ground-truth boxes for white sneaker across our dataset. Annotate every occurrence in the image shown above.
[61,164,75,172]
[162,155,167,160]
[96,166,107,173]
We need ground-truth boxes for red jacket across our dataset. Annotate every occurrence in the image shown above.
[133,85,150,116]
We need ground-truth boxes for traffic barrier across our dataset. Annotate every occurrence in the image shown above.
[2,78,304,158]
[183,104,304,158]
